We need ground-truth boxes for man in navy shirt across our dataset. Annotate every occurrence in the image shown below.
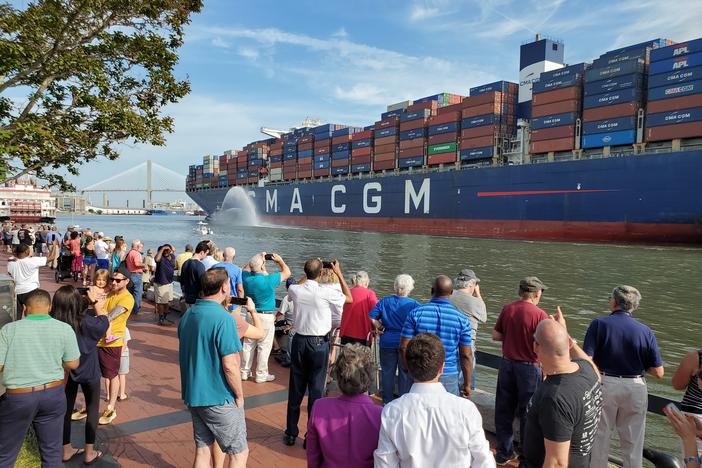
[154,244,176,325]
[400,275,473,397]
[584,285,664,468]
[180,241,210,306]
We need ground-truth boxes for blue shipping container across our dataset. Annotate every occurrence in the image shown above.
[648,80,702,101]
[331,127,352,137]
[584,73,644,96]
[582,116,637,134]
[538,63,587,82]
[651,38,702,63]
[283,154,297,161]
[333,142,351,152]
[532,76,582,94]
[270,156,282,162]
[646,107,702,127]
[649,52,702,75]
[460,147,494,161]
[592,50,648,68]
[400,109,432,122]
[399,128,427,141]
[297,149,313,158]
[602,39,667,57]
[380,110,404,120]
[531,112,578,129]
[461,114,497,129]
[375,127,398,138]
[470,80,516,96]
[398,156,424,168]
[363,125,375,131]
[414,94,440,104]
[585,60,645,82]
[648,66,702,89]
[314,155,330,163]
[332,166,349,176]
[314,161,330,169]
[351,163,371,173]
[583,88,642,109]
[428,122,459,136]
[352,139,372,149]
[581,129,636,148]
[332,150,350,159]
[314,133,331,141]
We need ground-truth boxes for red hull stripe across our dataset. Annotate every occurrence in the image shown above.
[259,215,702,244]
[477,189,618,197]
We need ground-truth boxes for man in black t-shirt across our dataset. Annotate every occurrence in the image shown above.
[17,225,33,247]
[522,309,603,468]
[179,240,210,306]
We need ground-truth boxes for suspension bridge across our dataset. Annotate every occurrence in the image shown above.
[80,160,186,209]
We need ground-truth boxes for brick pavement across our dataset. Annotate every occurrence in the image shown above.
[1,251,514,467]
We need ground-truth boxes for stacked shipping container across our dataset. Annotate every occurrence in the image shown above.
[283,137,299,180]
[459,86,517,163]
[645,37,702,141]
[398,109,431,168]
[373,117,400,171]
[330,127,362,176]
[351,130,373,173]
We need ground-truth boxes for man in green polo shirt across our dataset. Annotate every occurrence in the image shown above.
[0,289,80,467]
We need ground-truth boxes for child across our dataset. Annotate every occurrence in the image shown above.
[94,269,119,343]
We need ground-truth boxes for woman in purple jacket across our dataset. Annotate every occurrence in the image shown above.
[306,344,382,468]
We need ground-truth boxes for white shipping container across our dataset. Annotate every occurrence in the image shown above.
[270,173,283,181]
[270,168,283,175]
[387,100,413,112]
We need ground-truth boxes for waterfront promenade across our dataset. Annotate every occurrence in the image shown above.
[0,251,513,467]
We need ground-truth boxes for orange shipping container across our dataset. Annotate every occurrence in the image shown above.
[531,86,581,106]
[531,100,581,118]
[374,136,398,146]
[399,119,428,131]
[530,137,574,153]
[427,153,457,165]
[399,138,425,150]
[459,136,494,150]
[462,102,502,118]
[461,126,497,139]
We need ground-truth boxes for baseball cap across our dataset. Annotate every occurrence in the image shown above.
[97,232,104,237]
[519,276,548,292]
[456,268,480,283]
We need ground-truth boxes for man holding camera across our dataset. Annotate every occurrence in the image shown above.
[284,258,353,446]
[240,252,291,383]
[153,244,176,326]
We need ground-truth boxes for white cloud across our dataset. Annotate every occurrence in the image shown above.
[410,5,441,22]
[237,46,259,60]
[332,27,348,38]
[210,37,230,49]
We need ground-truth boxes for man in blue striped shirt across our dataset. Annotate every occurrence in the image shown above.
[400,276,473,397]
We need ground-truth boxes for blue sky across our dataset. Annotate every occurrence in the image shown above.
[51,0,702,203]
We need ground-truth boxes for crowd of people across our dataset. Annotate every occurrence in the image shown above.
[0,222,700,468]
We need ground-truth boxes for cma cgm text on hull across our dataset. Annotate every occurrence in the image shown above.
[187,151,702,245]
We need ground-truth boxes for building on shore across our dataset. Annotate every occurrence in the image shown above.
[53,193,87,214]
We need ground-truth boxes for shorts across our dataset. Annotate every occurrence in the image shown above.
[190,402,247,454]
[97,259,109,270]
[83,257,97,265]
[119,347,130,375]
[154,283,174,304]
[72,255,83,271]
[98,346,123,379]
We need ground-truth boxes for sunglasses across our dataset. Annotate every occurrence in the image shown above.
[111,277,127,283]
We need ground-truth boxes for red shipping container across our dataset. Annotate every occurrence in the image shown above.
[462,92,502,108]
[374,135,398,146]
[399,119,429,131]
[297,170,312,178]
[351,146,372,156]
[298,142,313,151]
[428,133,458,145]
[398,147,424,159]
[530,125,576,142]
[270,162,283,169]
[373,159,396,170]
[352,130,373,140]
[460,136,494,149]
[530,137,574,153]
[582,102,638,121]
[406,101,437,113]
[315,146,330,155]
[351,155,371,164]
[399,138,425,150]
[429,112,461,125]
[461,126,497,139]
[646,121,702,141]
[427,153,457,165]
[332,159,349,167]
[646,94,702,113]
[373,152,396,162]
[297,163,313,170]
[531,86,580,106]
[436,103,463,116]
[375,117,400,129]
[462,102,502,118]
[331,135,352,145]
[531,100,581,118]
[314,168,331,176]
[299,136,314,144]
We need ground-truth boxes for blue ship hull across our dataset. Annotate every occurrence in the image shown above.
[186,150,702,244]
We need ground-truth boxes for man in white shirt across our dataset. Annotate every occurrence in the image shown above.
[94,232,111,271]
[374,333,494,468]
[7,244,47,320]
[283,258,353,447]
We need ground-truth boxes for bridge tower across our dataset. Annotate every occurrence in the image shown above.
[146,159,152,209]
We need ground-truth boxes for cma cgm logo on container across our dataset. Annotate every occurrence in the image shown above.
[598,93,621,103]
[665,112,691,121]
[667,71,694,82]
[596,122,619,130]
[262,178,432,215]
[665,84,695,95]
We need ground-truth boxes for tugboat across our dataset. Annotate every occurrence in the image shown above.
[0,176,56,223]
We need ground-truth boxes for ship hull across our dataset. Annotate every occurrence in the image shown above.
[186,150,702,244]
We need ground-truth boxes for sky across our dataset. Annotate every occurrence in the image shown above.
[14,0,702,205]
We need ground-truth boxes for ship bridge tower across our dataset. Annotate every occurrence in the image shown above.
[518,34,565,119]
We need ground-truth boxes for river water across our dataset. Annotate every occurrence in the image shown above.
[58,213,699,453]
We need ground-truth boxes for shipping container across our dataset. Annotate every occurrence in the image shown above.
[462,102,502,118]
[460,147,494,161]
[428,142,458,155]
[585,60,645,82]
[333,142,351,152]
[332,150,350,159]
[582,102,640,120]
[582,116,637,134]
[380,110,404,120]
[530,125,576,141]
[531,100,581,118]
[592,50,648,68]
[351,146,372,157]
[387,100,413,112]
[648,52,702,75]
[461,126,497,139]
[427,153,457,165]
[650,38,702,63]
[532,86,581,106]
[428,133,457,145]
[530,137,575,153]
[646,121,702,141]
[375,127,398,138]
[399,119,429,131]
[531,112,578,129]
[351,163,371,173]
[428,112,461,126]
[648,80,702,101]
[399,138,425,150]
[646,93,702,113]
[581,129,636,148]
[398,147,424,159]
[532,76,583,94]
[399,128,427,140]
[648,66,702,89]
[539,63,588,81]
[459,136,494,149]
[469,81,517,96]
[374,152,396,162]
[398,156,424,168]
[461,114,498,129]
[584,73,645,96]
[374,116,400,129]
[406,101,437,114]
[400,109,432,122]
[332,158,349,167]
[352,138,373,149]
[583,88,642,109]
[428,122,459,135]
[646,107,702,127]
[373,159,396,171]
[351,155,371,164]
[374,136,398,147]
[332,166,349,176]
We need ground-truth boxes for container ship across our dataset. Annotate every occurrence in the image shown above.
[185,35,702,244]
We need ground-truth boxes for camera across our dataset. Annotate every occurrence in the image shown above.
[230,297,248,306]
[264,253,275,261]
[322,260,334,269]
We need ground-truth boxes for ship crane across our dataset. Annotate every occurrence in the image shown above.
[260,117,322,138]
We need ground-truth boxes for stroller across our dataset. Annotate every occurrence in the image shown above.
[55,249,80,283]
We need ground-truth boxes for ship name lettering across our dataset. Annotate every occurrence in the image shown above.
[404,178,430,214]
[363,182,382,214]
[290,188,303,213]
[266,189,278,213]
[331,185,346,214]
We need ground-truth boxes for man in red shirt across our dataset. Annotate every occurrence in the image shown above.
[125,240,145,314]
[340,271,378,346]
[491,276,550,466]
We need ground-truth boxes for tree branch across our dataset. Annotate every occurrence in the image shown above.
[16,75,56,122]
[0,161,45,185]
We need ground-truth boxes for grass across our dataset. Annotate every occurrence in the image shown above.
[15,430,41,468]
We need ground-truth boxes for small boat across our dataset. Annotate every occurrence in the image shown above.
[195,220,213,236]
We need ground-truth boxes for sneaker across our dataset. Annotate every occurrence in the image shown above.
[71,407,87,421]
[255,374,275,383]
[98,408,117,425]
[494,452,517,466]
[240,372,251,381]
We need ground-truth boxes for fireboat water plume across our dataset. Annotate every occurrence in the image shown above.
[210,186,259,226]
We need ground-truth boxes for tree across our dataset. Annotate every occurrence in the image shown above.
[0,0,202,190]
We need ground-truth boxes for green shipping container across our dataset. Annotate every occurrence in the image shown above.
[427,142,458,155]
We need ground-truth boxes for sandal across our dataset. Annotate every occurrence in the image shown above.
[62,448,85,462]
[84,450,104,465]
[118,394,128,401]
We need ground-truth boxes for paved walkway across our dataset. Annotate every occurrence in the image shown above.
[2,251,513,467]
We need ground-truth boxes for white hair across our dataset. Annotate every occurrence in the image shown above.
[454,277,476,290]
[224,247,236,261]
[249,253,264,271]
[394,274,415,297]
[352,271,370,287]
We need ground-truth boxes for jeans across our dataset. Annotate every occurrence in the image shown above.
[494,359,541,459]
[379,347,413,404]
[438,373,460,396]
[63,377,100,445]
[129,272,143,314]
[0,385,66,468]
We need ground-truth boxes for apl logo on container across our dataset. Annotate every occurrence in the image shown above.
[673,46,690,56]
[673,60,689,70]
[665,84,695,95]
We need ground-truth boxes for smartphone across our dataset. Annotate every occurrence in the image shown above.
[264,253,274,260]
[322,260,334,269]
[77,287,89,295]
[230,297,248,306]
[664,402,683,417]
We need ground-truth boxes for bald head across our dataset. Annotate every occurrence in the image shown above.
[224,247,236,262]
[535,319,570,358]
[432,275,453,298]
